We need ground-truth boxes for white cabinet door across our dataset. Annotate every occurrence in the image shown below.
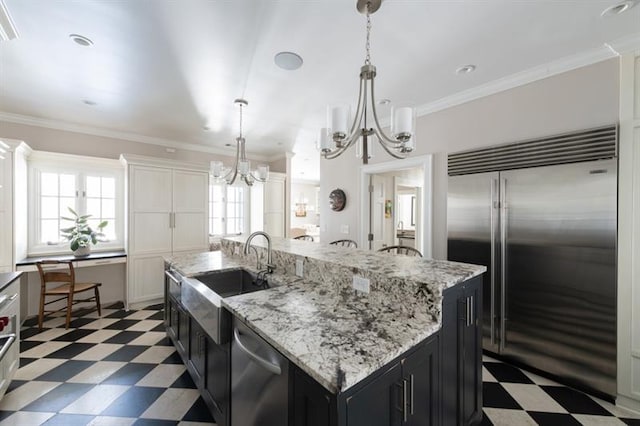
[0,154,12,269]
[130,166,173,254]
[129,255,167,304]
[263,176,285,237]
[172,170,208,252]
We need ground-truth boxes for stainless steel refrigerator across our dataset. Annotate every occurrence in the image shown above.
[447,126,617,399]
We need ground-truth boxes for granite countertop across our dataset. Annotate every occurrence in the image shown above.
[0,272,22,293]
[165,239,485,395]
[223,280,440,393]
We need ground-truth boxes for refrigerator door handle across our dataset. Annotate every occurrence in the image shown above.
[490,178,498,345]
[500,177,507,351]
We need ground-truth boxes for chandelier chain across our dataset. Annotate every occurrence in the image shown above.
[365,2,371,65]
[239,103,243,139]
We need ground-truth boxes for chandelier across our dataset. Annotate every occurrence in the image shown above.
[210,99,269,186]
[318,0,415,164]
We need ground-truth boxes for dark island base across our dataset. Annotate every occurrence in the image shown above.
[165,274,482,426]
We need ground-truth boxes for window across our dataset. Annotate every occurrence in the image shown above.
[29,152,124,255]
[209,182,247,236]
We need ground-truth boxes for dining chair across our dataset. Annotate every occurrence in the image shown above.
[36,260,102,330]
[329,239,358,248]
[293,235,314,242]
[377,245,423,257]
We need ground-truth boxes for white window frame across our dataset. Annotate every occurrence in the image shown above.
[28,151,125,256]
[209,180,250,237]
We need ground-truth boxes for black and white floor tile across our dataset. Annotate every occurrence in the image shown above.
[1,302,639,425]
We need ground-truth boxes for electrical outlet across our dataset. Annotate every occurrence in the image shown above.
[234,245,240,255]
[295,259,304,277]
[340,224,349,234]
[352,275,370,293]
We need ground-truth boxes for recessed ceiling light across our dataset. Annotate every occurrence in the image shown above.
[601,1,636,16]
[378,99,391,105]
[225,143,233,147]
[203,125,211,131]
[69,34,93,47]
[82,99,96,106]
[274,51,303,71]
[456,64,476,75]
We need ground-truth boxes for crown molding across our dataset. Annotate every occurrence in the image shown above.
[0,0,18,41]
[605,32,640,55]
[416,34,640,117]
[0,110,274,162]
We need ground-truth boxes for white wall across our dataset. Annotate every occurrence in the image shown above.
[320,59,620,259]
[0,121,287,172]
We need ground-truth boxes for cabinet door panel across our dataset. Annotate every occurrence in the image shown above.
[173,212,208,252]
[205,335,229,425]
[131,166,172,212]
[132,213,172,254]
[403,337,440,426]
[0,211,11,270]
[173,170,208,212]
[293,368,335,426]
[130,256,166,303]
[462,281,482,425]
[346,362,402,426]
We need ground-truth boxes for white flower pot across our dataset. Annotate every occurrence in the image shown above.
[73,245,91,257]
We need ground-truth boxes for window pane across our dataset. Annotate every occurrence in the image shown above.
[102,221,115,241]
[102,199,115,219]
[86,198,101,218]
[41,173,58,196]
[41,197,59,219]
[41,219,60,243]
[102,177,115,198]
[59,174,76,197]
[59,197,75,219]
[86,176,101,198]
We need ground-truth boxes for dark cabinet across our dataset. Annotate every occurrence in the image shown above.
[165,289,229,425]
[346,362,403,426]
[441,276,482,426]
[293,334,440,426]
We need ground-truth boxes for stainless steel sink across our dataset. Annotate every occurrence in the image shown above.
[180,268,268,345]
[193,269,263,298]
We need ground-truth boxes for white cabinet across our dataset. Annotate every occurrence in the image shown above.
[0,140,30,272]
[122,155,209,307]
[263,173,286,237]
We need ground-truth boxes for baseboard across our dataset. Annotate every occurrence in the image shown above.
[128,297,163,311]
[617,394,640,416]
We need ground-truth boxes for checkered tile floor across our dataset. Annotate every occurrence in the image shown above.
[0,302,216,426]
[480,356,640,425]
[1,302,640,426]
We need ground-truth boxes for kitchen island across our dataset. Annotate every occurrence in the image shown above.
[164,236,485,426]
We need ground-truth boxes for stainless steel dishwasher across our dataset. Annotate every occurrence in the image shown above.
[231,317,289,426]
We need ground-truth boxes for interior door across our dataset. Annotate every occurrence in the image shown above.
[447,171,499,354]
[370,174,387,250]
[501,159,617,397]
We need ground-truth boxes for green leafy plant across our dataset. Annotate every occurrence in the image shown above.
[60,207,108,251]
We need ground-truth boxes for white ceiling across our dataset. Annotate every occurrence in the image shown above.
[1,0,639,182]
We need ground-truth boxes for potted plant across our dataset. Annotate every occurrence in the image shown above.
[60,207,108,257]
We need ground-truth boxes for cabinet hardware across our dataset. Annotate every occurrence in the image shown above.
[94,260,111,265]
[402,378,409,422]
[409,374,414,415]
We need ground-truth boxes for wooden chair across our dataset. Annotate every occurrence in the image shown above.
[36,260,102,330]
[294,235,314,242]
[329,239,358,248]
[377,245,423,257]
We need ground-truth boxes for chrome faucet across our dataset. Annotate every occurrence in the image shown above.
[244,231,275,274]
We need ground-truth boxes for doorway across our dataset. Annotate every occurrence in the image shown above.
[359,155,433,257]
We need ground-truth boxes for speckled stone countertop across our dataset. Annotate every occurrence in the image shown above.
[164,237,485,394]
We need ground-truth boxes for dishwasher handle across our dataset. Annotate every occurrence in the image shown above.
[233,327,282,375]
